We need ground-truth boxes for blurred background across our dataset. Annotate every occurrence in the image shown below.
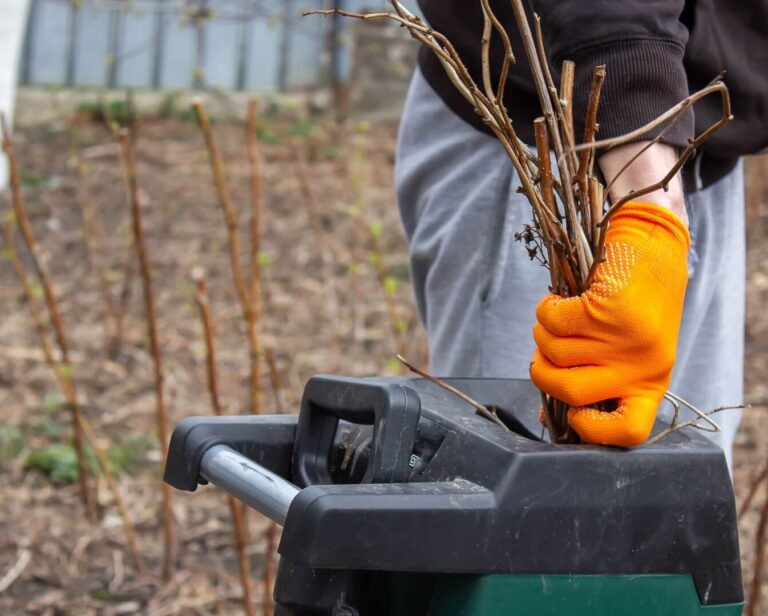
[0,1,765,614]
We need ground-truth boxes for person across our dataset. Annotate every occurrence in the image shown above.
[395,0,768,468]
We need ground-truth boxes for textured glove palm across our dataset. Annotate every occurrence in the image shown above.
[530,202,690,447]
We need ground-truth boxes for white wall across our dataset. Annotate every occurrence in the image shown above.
[0,0,30,190]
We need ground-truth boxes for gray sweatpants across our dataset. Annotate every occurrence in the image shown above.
[395,68,744,466]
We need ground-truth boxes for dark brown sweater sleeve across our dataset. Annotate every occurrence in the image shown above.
[529,0,694,148]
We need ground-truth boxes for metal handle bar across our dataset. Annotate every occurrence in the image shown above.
[200,444,300,525]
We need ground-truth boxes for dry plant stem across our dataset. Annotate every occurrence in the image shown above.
[361,219,406,358]
[396,355,508,430]
[192,99,261,414]
[559,60,576,154]
[263,523,278,615]
[264,347,285,410]
[507,0,587,274]
[110,254,135,357]
[747,484,768,616]
[246,99,263,414]
[0,548,31,594]
[194,278,224,416]
[534,118,570,295]
[478,0,514,105]
[589,177,603,253]
[584,81,732,287]
[645,403,745,445]
[533,15,576,179]
[600,72,726,201]
[577,65,606,227]
[291,144,328,254]
[291,140,339,270]
[290,139,343,337]
[262,347,283,612]
[740,461,768,521]
[231,502,256,616]
[1,114,93,515]
[76,156,116,347]
[539,391,557,443]
[118,129,175,582]
[194,277,255,616]
[3,221,146,575]
[571,81,731,159]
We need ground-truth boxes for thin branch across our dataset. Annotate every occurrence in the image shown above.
[588,177,603,253]
[646,396,746,445]
[263,523,278,615]
[0,548,31,594]
[192,98,261,414]
[577,65,606,227]
[1,114,92,516]
[76,155,115,350]
[3,220,146,576]
[747,481,768,616]
[584,81,732,288]
[479,0,515,105]
[354,216,406,358]
[397,354,508,430]
[246,99,263,414]
[569,81,731,156]
[118,128,174,582]
[559,60,576,162]
[533,14,575,178]
[480,6,493,102]
[193,274,255,616]
[194,275,224,416]
[740,461,768,521]
[264,347,285,411]
[508,0,589,276]
[109,253,135,358]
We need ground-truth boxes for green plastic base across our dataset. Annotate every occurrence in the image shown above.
[427,575,743,616]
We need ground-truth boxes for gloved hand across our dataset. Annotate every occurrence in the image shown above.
[530,201,690,447]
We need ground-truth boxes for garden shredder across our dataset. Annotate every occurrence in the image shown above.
[163,374,744,615]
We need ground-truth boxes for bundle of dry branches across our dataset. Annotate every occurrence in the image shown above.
[306,0,733,444]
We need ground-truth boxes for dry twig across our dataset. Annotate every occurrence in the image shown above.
[396,354,508,430]
[646,396,746,445]
[740,461,768,521]
[118,128,175,581]
[1,114,93,513]
[2,211,146,578]
[75,155,116,349]
[263,523,278,615]
[193,274,255,616]
[192,98,261,414]
[246,99,263,414]
[747,477,768,616]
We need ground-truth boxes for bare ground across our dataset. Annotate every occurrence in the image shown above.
[0,114,765,614]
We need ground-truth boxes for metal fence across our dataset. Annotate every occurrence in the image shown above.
[19,0,420,92]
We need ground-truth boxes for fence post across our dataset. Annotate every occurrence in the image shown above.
[277,0,294,91]
[107,8,123,88]
[151,11,166,89]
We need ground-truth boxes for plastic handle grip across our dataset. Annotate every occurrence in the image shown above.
[200,444,300,525]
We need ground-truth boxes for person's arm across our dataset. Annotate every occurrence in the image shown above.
[529,0,693,153]
[599,142,687,226]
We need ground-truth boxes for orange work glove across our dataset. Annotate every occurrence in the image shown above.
[530,201,690,447]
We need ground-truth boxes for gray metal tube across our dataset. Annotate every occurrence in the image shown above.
[200,445,300,525]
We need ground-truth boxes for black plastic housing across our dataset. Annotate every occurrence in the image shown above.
[164,375,742,614]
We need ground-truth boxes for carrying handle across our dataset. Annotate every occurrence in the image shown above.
[292,375,422,488]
